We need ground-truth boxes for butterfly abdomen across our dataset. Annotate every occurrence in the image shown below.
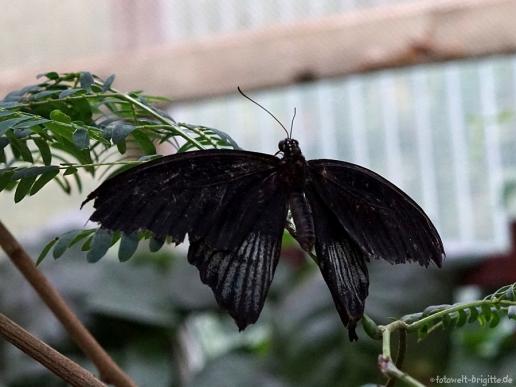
[289,192,315,252]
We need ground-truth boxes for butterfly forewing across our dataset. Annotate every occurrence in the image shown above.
[84,150,280,247]
[307,159,444,267]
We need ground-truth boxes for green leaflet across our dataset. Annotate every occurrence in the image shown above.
[14,175,37,202]
[119,233,139,262]
[87,228,114,263]
[132,129,156,155]
[53,230,85,259]
[73,127,90,150]
[36,238,59,266]
[29,167,60,195]
[33,137,52,165]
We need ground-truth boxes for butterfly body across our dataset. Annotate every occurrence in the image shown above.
[277,138,316,252]
[84,137,444,340]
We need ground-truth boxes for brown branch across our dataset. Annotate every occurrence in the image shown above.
[0,313,106,387]
[0,221,136,387]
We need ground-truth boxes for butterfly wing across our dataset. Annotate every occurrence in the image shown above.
[305,186,369,341]
[188,176,288,329]
[84,149,280,249]
[308,159,444,267]
[84,149,288,329]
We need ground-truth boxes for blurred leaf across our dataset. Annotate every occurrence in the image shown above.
[53,230,85,259]
[468,306,479,323]
[16,118,50,129]
[480,304,492,321]
[36,228,98,263]
[69,229,97,247]
[29,167,59,195]
[87,228,113,263]
[52,138,93,167]
[112,123,135,144]
[14,175,37,202]
[361,314,381,340]
[45,121,73,141]
[31,90,61,100]
[68,97,93,123]
[456,309,468,327]
[13,166,58,179]
[0,109,15,117]
[64,166,78,175]
[37,71,59,80]
[0,170,14,192]
[36,237,58,265]
[132,129,156,155]
[79,72,94,90]
[102,74,115,91]
[149,238,164,252]
[59,88,85,99]
[418,324,429,341]
[49,109,72,124]
[0,117,33,135]
[508,306,516,320]
[119,233,139,262]
[5,131,33,162]
[73,127,90,149]
[0,137,8,149]
[442,313,453,329]
[33,137,52,165]
[422,304,450,317]
[488,311,500,328]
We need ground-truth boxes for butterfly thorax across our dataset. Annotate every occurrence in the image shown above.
[278,138,307,190]
[278,138,315,252]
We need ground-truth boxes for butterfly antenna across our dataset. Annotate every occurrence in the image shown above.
[289,107,296,139]
[237,86,289,138]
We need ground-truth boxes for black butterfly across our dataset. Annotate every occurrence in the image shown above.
[83,91,444,341]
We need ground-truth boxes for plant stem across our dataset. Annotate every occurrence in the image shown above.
[107,86,206,150]
[6,93,121,108]
[379,321,426,387]
[0,313,106,387]
[0,221,136,387]
[58,160,145,169]
[395,328,407,370]
[406,299,516,332]
[6,87,206,150]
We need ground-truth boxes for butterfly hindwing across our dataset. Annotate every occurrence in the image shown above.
[188,177,288,329]
[306,186,369,341]
[308,159,444,267]
[84,150,280,248]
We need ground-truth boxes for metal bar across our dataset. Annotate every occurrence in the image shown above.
[478,61,507,245]
[316,81,338,158]
[445,63,474,241]
[347,76,369,165]
[411,67,440,223]
[380,73,403,184]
